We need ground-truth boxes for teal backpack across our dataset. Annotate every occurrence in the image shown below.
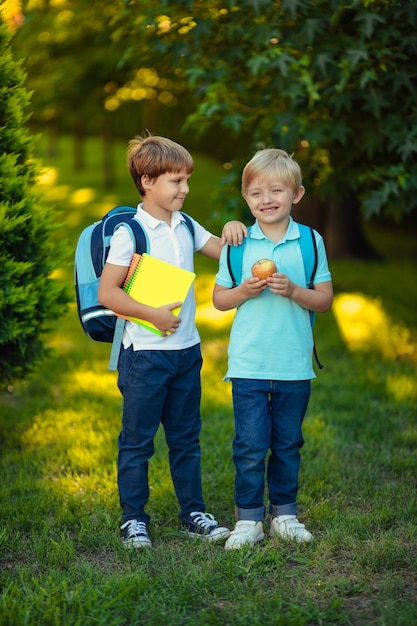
[74,205,195,370]
[226,223,323,369]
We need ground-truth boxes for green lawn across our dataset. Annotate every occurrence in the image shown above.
[0,136,416,625]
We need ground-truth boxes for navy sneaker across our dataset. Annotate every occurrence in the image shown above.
[182,511,231,541]
[120,519,152,548]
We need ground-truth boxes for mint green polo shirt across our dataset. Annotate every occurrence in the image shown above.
[215,218,331,381]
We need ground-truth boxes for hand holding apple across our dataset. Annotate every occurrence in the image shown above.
[251,258,277,280]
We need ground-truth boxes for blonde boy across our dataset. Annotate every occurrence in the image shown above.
[213,149,333,549]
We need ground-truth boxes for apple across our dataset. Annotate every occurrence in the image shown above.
[251,258,277,280]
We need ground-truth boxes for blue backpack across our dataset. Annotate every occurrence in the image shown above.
[226,223,323,369]
[74,205,194,368]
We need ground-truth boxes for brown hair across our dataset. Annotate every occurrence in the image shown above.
[242,148,303,197]
[127,134,194,195]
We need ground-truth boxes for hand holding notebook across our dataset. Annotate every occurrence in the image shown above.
[118,253,196,336]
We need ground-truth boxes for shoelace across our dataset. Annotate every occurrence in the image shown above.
[121,519,148,538]
[190,511,217,529]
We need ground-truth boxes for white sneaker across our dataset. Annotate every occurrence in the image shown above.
[225,520,264,550]
[270,515,312,543]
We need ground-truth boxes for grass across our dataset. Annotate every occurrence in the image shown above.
[1,135,416,625]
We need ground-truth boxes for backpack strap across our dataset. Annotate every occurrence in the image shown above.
[298,223,318,290]
[108,218,148,371]
[227,241,245,288]
[226,225,251,288]
[180,212,195,242]
[298,224,323,370]
[108,316,126,370]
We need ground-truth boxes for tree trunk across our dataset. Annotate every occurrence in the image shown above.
[46,119,59,159]
[143,98,159,133]
[73,123,85,171]
[324,195,379,259]
[292,194,380,260]
[102,117,115,189]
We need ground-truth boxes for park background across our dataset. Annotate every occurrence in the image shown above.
[0,1,416,624]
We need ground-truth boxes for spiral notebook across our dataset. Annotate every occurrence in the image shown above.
[119,252,196,335]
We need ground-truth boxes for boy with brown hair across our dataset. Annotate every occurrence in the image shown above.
[99,134,246,547]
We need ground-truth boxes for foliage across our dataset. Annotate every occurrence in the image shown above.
[0,140,416,623]
[11,1,127,134]
[114,0,417,222]
[11,0,196,143]
[0,17,69,385]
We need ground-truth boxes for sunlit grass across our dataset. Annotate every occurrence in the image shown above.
[1,135,416,625]
[333,292,415,361]
[195,274,235,329]
[71,369,119,397]
[386,374,417,402]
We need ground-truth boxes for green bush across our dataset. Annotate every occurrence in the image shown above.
[0,19,70,385]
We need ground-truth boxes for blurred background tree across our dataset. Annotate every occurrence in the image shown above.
[110,0,417,258]
[0,9,69,385]
[8,0,417,258]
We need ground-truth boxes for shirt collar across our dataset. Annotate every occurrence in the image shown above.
[136,204,184,230]
[250,216,298,242]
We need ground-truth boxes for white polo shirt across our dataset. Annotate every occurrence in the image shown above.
[215,218,332,381]
[106,204,212,351]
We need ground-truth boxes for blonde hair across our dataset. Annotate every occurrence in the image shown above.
[127,134,194,195]
[242,148,303,196]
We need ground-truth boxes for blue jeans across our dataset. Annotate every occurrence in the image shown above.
[117,344,205,524]
[231,378,311,521]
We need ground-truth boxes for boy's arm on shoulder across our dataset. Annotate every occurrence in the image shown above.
[221,221,248,246]
[199,235,223,260]
[199,221,248,260]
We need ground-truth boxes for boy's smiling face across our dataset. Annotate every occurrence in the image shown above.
[243,175,305,228]
[142,169,191,222]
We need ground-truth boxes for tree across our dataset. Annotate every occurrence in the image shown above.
[10,0,133,182]
[0,15,69,385]
[113,0,417,258]
[11,0,196,184]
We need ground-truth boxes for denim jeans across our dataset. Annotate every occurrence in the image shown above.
[231,378,311,521]
[117,344,205,524]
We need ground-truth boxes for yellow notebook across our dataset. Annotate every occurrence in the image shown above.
[119,253,196,336]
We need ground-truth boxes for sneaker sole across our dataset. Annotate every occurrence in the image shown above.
[269,529,312,543]
[123,538,152,548]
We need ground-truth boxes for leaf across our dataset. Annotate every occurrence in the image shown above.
[281,0,308,21]
[222,113,246,133]
[314,52,334,75]
[271,52,295,77]
[398,137,417,161]
[354,11,386,39]
[359,69,377,89]
[302,18,323,44]
[347,48,369,69]
[247,54,270,76]
[245,0,274,18]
